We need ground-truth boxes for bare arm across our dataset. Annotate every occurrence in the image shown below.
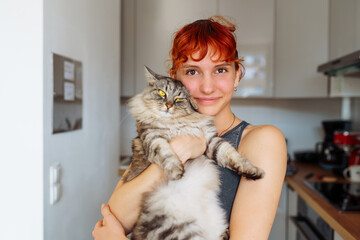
[108,163,166,234]
[229,125,287,239]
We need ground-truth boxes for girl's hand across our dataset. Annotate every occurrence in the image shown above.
[92,204,128,240]
[170,134,206,164]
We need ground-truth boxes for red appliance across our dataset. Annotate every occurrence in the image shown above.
[334,131,360,166]
[349,148,360,166]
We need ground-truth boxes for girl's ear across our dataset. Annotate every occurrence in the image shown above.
[233,64,241,88]
[170,72,176,79]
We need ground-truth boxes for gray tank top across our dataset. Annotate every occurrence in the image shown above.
[218,120,250,222]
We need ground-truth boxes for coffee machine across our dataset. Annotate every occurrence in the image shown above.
[318,120,352,173]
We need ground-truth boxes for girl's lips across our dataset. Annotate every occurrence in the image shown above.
[194,97,221,104]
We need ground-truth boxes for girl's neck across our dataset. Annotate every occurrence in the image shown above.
[213,108,239,135]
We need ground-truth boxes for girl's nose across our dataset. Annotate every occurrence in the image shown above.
[199,73,215,94]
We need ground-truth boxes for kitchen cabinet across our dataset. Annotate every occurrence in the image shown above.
[121,0,274,98]
[325,0,360,98]
[269,183,287,239]
[121,0,337,99]
[287,184,298,240]
[218,0,275,98]
[121,0,136,97]
[329,0,360,60]
[357,2,360,51]
[121,0,217,97]
[322,0,360,98]
[286,162,360,240]
[274,0,329,98]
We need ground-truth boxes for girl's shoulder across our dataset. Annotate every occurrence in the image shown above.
[243,124,283,140]
[239,124,286,158]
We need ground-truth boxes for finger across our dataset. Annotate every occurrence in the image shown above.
[92,228,98,239]
[93,218,108,238]
[101,204,117,224]
[94,219,103,229]
[101,203,111,217]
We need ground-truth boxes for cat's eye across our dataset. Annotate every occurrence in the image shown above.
[175,98,183,102]
[158,90,166,98]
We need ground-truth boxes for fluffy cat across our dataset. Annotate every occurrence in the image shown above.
[122,67,264,240]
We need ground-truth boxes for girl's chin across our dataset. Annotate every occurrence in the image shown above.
[197,107,219,116]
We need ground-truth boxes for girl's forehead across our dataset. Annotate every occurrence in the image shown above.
[182,47,232,67]
[182,57,230,68]
[190,48,224,62]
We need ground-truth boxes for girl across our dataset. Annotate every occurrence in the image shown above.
[93,16,287,240]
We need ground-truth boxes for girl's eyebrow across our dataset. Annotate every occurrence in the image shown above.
[182,64,200,69]
[182,62,231,69]
[215,63,231,67]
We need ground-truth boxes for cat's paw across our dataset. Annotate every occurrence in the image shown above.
[242,166,265,180]
[164,162,184,180]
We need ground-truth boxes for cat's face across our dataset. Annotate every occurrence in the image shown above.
[142,67,198,118]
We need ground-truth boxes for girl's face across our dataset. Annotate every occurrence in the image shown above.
[173,50,241,117]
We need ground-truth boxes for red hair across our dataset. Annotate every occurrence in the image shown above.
[169,16,244,79]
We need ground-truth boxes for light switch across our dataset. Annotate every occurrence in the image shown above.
[50,163,61,184]
[50,183,62,205]
[50,163,62,205]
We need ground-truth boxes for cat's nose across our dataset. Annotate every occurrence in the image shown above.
[165,103,173,109]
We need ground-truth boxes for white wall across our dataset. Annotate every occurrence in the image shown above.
[120,98,342,158]
[43,0,120,239]
[0,1,44,239]
[230,98,342,157]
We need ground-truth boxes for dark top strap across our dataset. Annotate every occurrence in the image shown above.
[218,120,250,222]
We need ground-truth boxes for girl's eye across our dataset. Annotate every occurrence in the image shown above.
[175,98,183,102]
[158,90,166,97]
[186,69,198,76]
[216,68,228,74]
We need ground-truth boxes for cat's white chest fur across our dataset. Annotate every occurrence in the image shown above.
[144,156,228,240]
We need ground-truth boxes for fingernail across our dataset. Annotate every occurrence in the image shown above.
[101,203,105,209]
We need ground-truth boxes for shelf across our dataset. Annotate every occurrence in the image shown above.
[53,95,82,104]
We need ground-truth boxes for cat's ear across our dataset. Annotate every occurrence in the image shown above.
[144,66,158,86]
[189,98,198,111]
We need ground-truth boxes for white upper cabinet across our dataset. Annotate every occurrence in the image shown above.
[121,0,217,96]
[329,0,360,59]
[219,0,275,98]
[327,0,360,98]
[121,0,136,97]
[357,1,360,50]
[274,0,329,98]
[121,0,344,98]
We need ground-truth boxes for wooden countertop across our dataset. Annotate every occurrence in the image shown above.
[285,162,360,240]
